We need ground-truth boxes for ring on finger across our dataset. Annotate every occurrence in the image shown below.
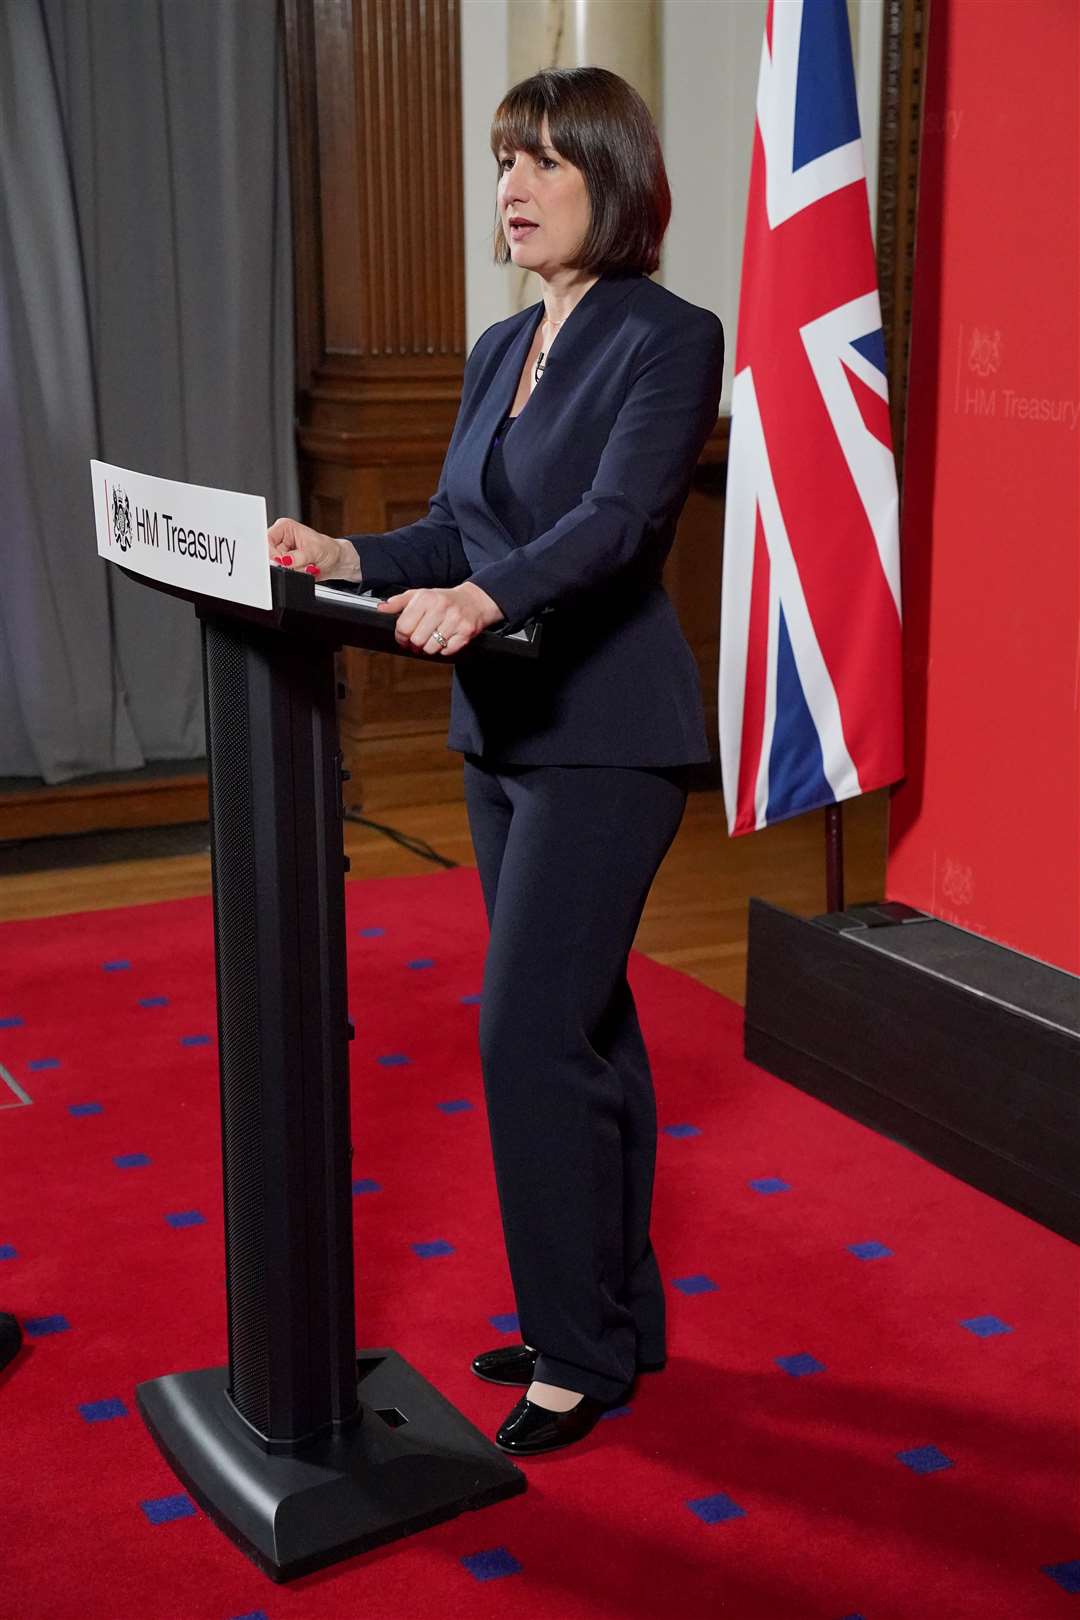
[431,629,448,648]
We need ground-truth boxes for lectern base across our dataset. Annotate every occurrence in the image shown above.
[136,1348,527,1581]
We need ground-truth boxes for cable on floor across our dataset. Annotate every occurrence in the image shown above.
[343,809,458,870]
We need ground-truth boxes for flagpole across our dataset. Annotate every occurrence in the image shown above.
[825,803,844,913]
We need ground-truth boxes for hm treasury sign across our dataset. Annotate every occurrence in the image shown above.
[90,460,272,611]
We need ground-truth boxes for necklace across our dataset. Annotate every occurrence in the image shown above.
[532,312,566,389]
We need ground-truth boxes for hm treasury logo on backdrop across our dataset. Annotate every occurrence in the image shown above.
[967,328,1001,379]
[956,325,1079,429]
[91,459,271,611]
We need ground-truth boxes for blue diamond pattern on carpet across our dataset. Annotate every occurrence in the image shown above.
[1043,1562,1080,1594]
[79,1398,128,1423]
[139,996,169,1008]
[228,1611,270,1620]
[0,1245,16,1260]
[777,1353,826,1377]
[24,1316,69,1336]
[114,1154,150,1169]
[29,1058,60,1071]
[897,1445,954,1474]
[408,958,436,970]
[357,927,385,938]
[180,1034,211,1047]
[687,1492,745,1524]
[961,1315,1013,1337]
[437,1099,473,1113]
[69,1103,103,1117]
[377,1053,410,1066]
[103,960,131,971]
[140,1494,196,1526]
[4,866,1076,1620]
[673,1274,718,1295]
[165,1211,206,1229]
[0,1016,24,1028]
[461,1547,521,1581]
[749,1176,790,1194]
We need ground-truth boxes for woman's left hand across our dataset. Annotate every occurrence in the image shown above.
[377,582,504,656]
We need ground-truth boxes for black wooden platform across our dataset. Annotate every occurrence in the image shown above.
[744,900,1080,1244]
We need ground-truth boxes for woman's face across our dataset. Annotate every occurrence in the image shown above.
[496,117,591,280]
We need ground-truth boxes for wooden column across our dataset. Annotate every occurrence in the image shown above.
[506,0,659,316]
[283,0,466,811]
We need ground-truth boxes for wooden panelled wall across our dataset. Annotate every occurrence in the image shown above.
[281,0,728,811]
[283,0,470,811]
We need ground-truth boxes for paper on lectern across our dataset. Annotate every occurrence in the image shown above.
[90,459,272,610]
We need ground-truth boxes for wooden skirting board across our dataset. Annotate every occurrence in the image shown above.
[0,773,210,844]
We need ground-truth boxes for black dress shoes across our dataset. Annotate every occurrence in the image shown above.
[494,1391,618,1456]
[471,1341,666,1387]
[470,1343,540,1385]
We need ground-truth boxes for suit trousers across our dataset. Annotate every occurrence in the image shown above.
[463,757,688,1403]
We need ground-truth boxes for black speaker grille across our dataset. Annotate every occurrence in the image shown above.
[203,622,270,1433]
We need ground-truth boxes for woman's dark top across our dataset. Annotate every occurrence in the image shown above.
[484,415,532,545]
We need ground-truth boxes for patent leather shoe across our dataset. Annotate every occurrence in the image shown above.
[471,1341,666,1387]
[471,1343,539,1385]
[494,1391,618,1456]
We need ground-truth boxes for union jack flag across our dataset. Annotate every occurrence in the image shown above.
[718,0,903,835]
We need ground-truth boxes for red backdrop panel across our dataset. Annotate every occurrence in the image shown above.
[886,0,1080,974]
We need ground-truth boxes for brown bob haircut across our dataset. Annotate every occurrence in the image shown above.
[490,67,671,276]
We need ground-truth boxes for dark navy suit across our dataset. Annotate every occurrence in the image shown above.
[348,269,725,1403]
[349,269,725,766]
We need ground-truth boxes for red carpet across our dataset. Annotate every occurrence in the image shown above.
[2,867,1077,1620]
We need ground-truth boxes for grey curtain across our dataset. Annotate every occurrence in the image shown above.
[0,0,299,782]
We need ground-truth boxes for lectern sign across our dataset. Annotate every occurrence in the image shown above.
[90,460,271,610]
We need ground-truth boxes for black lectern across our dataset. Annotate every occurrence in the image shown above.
[129,566,535,1580]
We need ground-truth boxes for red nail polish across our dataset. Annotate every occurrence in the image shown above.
[306,564,319,575]
[281,555,293,567]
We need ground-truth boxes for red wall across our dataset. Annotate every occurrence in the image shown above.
[886,0,1080,975]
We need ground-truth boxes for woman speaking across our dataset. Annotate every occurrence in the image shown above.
[267,66,724,1457]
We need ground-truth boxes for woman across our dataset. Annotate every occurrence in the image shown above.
[267,66,724,1457]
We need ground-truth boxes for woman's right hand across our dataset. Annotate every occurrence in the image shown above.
[266,518,361,582]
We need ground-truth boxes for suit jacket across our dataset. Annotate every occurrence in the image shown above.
[347,269,725,767]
